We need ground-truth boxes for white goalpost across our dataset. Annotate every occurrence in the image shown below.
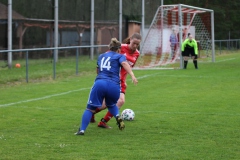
[135,4,215,69]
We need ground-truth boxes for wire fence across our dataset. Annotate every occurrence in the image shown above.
[215,39,240,54]
[0,45,108,82]
[0,39,239,83]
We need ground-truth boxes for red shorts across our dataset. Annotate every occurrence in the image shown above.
[120,80,127,94]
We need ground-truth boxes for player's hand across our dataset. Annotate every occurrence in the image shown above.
[131,76,138,85]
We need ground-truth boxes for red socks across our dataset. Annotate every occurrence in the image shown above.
[95,108,100,113]
[91,109,113,123]
[91,108,101,119]
[103,111,113,122]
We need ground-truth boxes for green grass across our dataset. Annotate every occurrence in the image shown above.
[0,56,96,85]
[0,52,240,159]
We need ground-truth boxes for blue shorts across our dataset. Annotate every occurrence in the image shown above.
[87,79,120,110]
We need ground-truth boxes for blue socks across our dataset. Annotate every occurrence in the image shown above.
[107,105,119,118]
[79,105,119,132]
[79,109,93,131]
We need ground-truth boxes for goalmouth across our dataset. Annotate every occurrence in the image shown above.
[135,4,215,69]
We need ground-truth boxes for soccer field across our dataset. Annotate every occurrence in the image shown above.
[0,52,240,159]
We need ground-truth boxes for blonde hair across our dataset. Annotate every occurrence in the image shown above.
[109,38,121,51]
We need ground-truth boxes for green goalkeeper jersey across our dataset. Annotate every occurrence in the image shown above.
[181,38,198,55]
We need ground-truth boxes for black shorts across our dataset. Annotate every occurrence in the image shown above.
[182,47,197,58]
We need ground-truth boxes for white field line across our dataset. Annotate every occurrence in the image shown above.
[0,88,90,108]
[0,73,160,108]
[215,58,236,63]
[135,111,240,116]
[0,59,236,108]
[199,57,236,63]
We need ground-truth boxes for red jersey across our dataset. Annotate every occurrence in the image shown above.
[120,44,140,93]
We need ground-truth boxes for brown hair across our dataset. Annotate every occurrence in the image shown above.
[109,38,121,51]
[122,32,142,44]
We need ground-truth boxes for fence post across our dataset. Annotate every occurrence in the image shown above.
[25,51,29,83]
[220,41,221,54]
[53,48,56,79]
[76,48,79,75]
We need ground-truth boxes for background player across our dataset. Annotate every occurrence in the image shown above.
[75,38,138,135]
[169,29,178,60]
[181,34,198,69]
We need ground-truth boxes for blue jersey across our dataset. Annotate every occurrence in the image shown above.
[95,51,126,84]
[87,51,127,108]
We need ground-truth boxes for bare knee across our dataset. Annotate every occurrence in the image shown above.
[117,98,125,108]
[99,102,107,111]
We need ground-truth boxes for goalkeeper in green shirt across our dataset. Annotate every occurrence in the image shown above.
[181,34,198,69]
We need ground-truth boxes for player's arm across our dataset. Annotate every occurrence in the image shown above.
[194,40,198,55]
[121,61,138,85]
[96,66,99,74]
[181,39,187,51]
[96,54,102,74]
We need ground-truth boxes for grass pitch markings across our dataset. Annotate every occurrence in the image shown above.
[135,111,240,116]
[215,58,236,63]
[0,73,161,108]
[0,88,90,108]
[1,69,236,108]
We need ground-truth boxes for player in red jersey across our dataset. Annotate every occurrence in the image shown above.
[91,32,142,128]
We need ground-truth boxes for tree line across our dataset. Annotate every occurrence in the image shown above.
[0,0,239,39]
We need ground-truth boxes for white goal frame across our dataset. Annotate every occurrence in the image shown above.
[137,4,215,69]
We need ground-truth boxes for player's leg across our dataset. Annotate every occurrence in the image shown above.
[172,44,177,60]
[75,107,95,135]
[170,44,174,58]
[183,56,189,69]
[98,93,125,128]
[105,84,125,130]
[107,105,125,130]
[75,80,106,135]
[90,100,107,123]
[192,54,198,69]
[182,49,189,69]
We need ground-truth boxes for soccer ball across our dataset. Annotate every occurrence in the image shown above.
[15,63,21,68]
[121,109,135,121]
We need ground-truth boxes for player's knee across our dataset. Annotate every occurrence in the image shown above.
[86,104,98,113]
[117,98,125,108]
[99,105,107,110]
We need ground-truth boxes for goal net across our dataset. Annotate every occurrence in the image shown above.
[135,4,215,69]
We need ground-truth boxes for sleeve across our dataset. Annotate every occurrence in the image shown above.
[96,55,101,74]
[194,40,198,55]
[119,54,127,64]
[181,39,187,51]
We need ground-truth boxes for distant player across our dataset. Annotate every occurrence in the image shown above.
[169,29,178,59]
[91,33,142,128]
[181,34,198,69]
[75,38,138,135]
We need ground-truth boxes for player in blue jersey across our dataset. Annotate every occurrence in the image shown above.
[75,38,138,135]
